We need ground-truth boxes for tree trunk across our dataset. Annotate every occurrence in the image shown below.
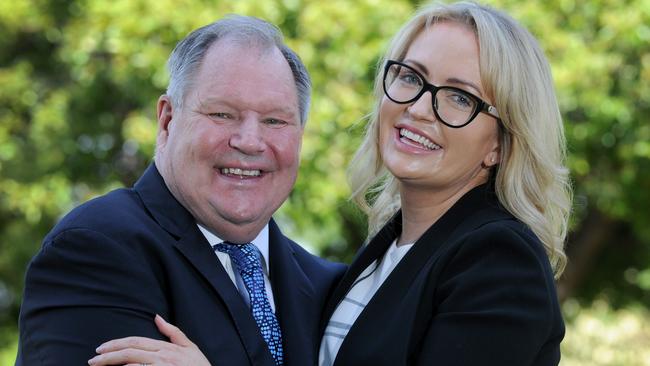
[557,209,617,302]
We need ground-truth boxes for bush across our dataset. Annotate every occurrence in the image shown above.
[562,300,650,365]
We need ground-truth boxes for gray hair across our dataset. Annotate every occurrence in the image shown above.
[165,15,311,125]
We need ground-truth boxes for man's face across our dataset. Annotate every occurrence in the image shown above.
[156,40,303,243]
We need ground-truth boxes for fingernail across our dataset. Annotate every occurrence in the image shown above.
[95,344,105,353]
[88,356,97,365]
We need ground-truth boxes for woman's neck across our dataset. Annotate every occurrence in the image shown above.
[397,181,484,246]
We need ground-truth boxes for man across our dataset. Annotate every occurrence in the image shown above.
[17,15,345,366]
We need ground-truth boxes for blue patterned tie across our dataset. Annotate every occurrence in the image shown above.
[214,242,284,365]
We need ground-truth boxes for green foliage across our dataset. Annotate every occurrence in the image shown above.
[1,0,649,362]
[562,299,650,365]
[0,328,17,366]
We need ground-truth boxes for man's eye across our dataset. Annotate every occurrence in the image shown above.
[265,118,287,126]
[208,112,233,119]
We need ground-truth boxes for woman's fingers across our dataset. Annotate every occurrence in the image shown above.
[96,336,163,353]
[88,348,153,365]
[89,340,211,366]
[155,314,193,347]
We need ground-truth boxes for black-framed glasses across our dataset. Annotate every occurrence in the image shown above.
[382,60,500,128]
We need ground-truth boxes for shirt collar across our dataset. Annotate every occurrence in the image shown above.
[197,223,271,274]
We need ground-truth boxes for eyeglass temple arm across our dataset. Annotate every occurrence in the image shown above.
[482,103,500,120]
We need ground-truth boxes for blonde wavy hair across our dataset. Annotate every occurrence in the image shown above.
[348,1,572,277]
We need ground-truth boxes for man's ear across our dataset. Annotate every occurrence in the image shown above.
[156,95,174,148]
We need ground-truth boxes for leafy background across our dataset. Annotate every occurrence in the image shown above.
[1,0,649,364]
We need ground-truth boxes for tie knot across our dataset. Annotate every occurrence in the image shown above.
[214,242,260,274]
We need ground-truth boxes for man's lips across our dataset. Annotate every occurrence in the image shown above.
[219,167,264,179]
[220,167,262,177]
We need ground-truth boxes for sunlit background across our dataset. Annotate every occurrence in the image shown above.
[1,0,649,364]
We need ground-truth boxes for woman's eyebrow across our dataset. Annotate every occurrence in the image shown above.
[402,59,430,76]
[402,59,484,97]
[446,77,484,97]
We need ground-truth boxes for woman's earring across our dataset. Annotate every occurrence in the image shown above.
[482,156,497,169]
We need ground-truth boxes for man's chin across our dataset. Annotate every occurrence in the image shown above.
[201,212,269,242]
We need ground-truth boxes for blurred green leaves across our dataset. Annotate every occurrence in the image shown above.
[562,300,650,365]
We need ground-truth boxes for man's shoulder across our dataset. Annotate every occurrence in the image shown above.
[46,187,146,240]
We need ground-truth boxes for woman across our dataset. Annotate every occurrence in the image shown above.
[318,2,570,365]
[89,2,571,365]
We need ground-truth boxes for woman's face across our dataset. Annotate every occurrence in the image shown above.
[379,22,500,195]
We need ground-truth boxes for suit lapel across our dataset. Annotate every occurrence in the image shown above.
[268,220,318,366]
[134,163,275,366]
[173,228,274,365]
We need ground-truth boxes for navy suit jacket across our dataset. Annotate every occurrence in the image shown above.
[17,163,346,366]
[320,184,564,366]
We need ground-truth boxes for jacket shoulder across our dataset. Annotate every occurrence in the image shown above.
[46,187,147,241]
[454,218,551,267]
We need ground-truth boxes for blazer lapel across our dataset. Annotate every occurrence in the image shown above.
[134,163,275,366]
[330,184,513,364]
[324,183,505,324]
[268,219,318,366]
[320,218,398,331]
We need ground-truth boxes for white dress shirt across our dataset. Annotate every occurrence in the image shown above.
[197,223,276,312]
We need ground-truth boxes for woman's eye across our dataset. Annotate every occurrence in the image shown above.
[398,71,421,86]
[449,93,473,108]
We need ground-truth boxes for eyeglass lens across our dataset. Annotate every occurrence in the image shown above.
[384,63,478,127]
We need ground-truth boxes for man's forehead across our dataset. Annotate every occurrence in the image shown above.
[198,41,292,83]
[183,39,299,116]
[206,37,276,61]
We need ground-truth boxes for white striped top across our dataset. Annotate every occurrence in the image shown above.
[319,240,414,366]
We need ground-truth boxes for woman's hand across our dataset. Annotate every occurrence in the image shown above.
[88,314,211,366]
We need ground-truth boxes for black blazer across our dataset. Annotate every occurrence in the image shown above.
[321,185,564,366]
[17,163,346,366]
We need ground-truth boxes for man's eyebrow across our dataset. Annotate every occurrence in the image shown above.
[197,96,227,107]
[266,105,299,116]
[198,97,298,116]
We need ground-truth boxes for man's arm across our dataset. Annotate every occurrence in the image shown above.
[18,228,167,365]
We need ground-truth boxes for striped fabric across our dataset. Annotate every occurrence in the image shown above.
[319,240,413,366]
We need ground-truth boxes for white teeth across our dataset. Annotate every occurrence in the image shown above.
[399,128,440,150]
[220,168,261,176]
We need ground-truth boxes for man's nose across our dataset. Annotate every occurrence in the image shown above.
[228,116,266,154]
